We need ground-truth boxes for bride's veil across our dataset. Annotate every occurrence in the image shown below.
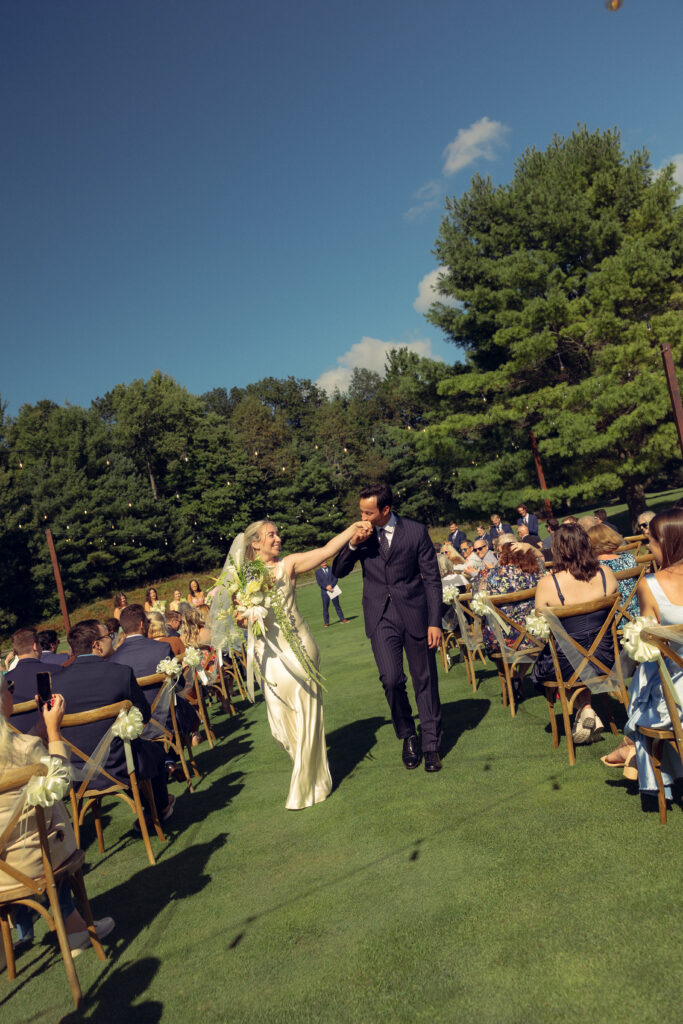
[207,532,247,654]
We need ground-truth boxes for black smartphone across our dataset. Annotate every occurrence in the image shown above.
[36,671,53,710]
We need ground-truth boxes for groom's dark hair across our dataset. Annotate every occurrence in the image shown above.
[360,483,393,510]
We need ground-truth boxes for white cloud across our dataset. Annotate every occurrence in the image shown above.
[316,336,443,395]
[413,268,459,314]
[404,181,442,222]
[442,116,509,176]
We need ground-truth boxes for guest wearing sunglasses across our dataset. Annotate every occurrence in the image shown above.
[463,537,498,580]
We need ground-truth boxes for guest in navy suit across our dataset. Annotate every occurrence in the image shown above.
[447,521,466,552]
[109,604,196,738]
[516,504,539,536]
[488,514,513,546]
[53,620,173,819]
[5,627,65,733]
[315,561,348,626]
[333,484,443,772]
[37,629,70,665]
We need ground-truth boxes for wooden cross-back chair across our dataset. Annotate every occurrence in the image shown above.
[8,698,40,735]
[616,540,642,555]
[60,700,165,867]
[0,763,106,1007]
[136,673,199,791]
[181,665,216,749]
[636,628,683,825]
[453,593,487,691]
[221,645,249,702]
[484,587,545,716]
[612,563,649,630]
[197,645,236,715]
[536,593,626,765]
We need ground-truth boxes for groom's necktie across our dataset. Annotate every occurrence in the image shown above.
[378,527,389,557]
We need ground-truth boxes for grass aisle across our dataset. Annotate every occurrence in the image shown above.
[3,571,682,1024]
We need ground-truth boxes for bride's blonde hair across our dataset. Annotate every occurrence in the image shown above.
[244,519,276,561]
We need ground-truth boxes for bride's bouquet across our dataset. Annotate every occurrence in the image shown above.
[213,556,325,690]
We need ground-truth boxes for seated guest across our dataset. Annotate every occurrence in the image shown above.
[636,510,656,538]
[516,504,539,535]
[165,609,182,638]
[180,607,211,648]
[53,620,174,823]
[441,542,464,565]
[563,515,578,525]
[594,508,619,533]
[37,629,69,665]
[112,592,127,621]
[488,513,513,545]
[531,523,618,744]
[1,677,115,954]
[148,611,184,657]
[541,518,559,556]
[578,515,598,532]
[516,522,542,548]
[109,605,173,682]
[476,542,546,697]
[601,509,683,786]
[5,627,65,733]
[105,617,122,650]
[463,537,497,582]
[588,523,640,619]
[447,521,466,552]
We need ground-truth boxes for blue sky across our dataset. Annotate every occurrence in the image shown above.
[2,0,681,414]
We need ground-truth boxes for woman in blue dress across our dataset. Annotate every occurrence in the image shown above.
[601,509,683,794]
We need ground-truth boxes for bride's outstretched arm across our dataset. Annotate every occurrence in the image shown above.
[283,522,371,577]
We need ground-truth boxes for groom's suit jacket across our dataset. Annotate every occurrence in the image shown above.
[333,515,442,639]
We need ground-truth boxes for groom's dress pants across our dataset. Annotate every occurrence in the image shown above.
[370,597,442,752]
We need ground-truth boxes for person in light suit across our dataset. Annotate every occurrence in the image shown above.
[333,484,443,772]
[314,561,348,627]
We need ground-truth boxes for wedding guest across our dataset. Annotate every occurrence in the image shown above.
[516,522,542,548]
[489,513,513,545]
[594,508,619,532]
[180,607,211,648]
[315,561,348,627]
[516,504,539,535]
[636,510,656,537]
[37,630,69,665]
[531,523,618,744]
[112,592,127,621]
[463,537,497,581]
[563,515,578,525]
[541,518,559,556]
[144,587,164,613]
[5,628,65,733]
[447,521,466,552]
[165,610,182,638]
[1,676,115,954]
[588,523,640,619]
[187,580,205,607]
[578,515,598,532]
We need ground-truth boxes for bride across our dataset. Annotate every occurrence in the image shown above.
[209,517,369,810]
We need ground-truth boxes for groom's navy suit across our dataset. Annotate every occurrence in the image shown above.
[333,514,443,751]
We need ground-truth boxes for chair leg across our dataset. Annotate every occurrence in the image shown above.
[0,909,16,980]
[92,798,105,854]
[69,869,106,961]
[46,875,83,1008]
[650,739,669,825]
[495,666,508,707]
[139,777,166,843]
[545,690,559,749]
[129,772,157,866]
[194,684,216,749]
[69,789,81,848]
[558,687,576,765]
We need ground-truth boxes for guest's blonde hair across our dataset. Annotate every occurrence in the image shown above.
[180,607,206,646]
[147,611,168,639]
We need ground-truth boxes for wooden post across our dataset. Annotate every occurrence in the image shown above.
[529,429,553,517]
[661,343,683,460]
[45,529,71,636]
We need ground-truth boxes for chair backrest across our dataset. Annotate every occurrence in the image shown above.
[0,762,49,891]
[60,699,133,793]
[136,673,170,712]
[455,593,484,648]
[640,628,683,752]
[612,563,647,627]
[544,593,621,688]
[485,587,545,664]
[616,540,641,554]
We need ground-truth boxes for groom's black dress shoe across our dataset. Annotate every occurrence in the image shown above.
[402,735,421,769]
[424,751,442,773]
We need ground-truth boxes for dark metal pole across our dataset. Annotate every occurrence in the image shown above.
[661,342,683,459]
[45,529,71,636]
[529,429,553,517]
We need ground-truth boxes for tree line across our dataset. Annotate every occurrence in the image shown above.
[1,126,681,635]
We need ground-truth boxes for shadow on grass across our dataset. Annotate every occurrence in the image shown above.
[327,716,387,788]
[59,957,164,1023]
[440,697,490,760]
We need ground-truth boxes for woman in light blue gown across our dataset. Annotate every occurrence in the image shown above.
[601,509,683,797]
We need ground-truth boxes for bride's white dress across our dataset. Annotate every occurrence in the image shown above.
[255,563,332,810]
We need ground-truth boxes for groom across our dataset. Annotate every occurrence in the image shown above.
[333,483,444,771]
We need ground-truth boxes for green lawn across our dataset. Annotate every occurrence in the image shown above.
[2,570,682,1024]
